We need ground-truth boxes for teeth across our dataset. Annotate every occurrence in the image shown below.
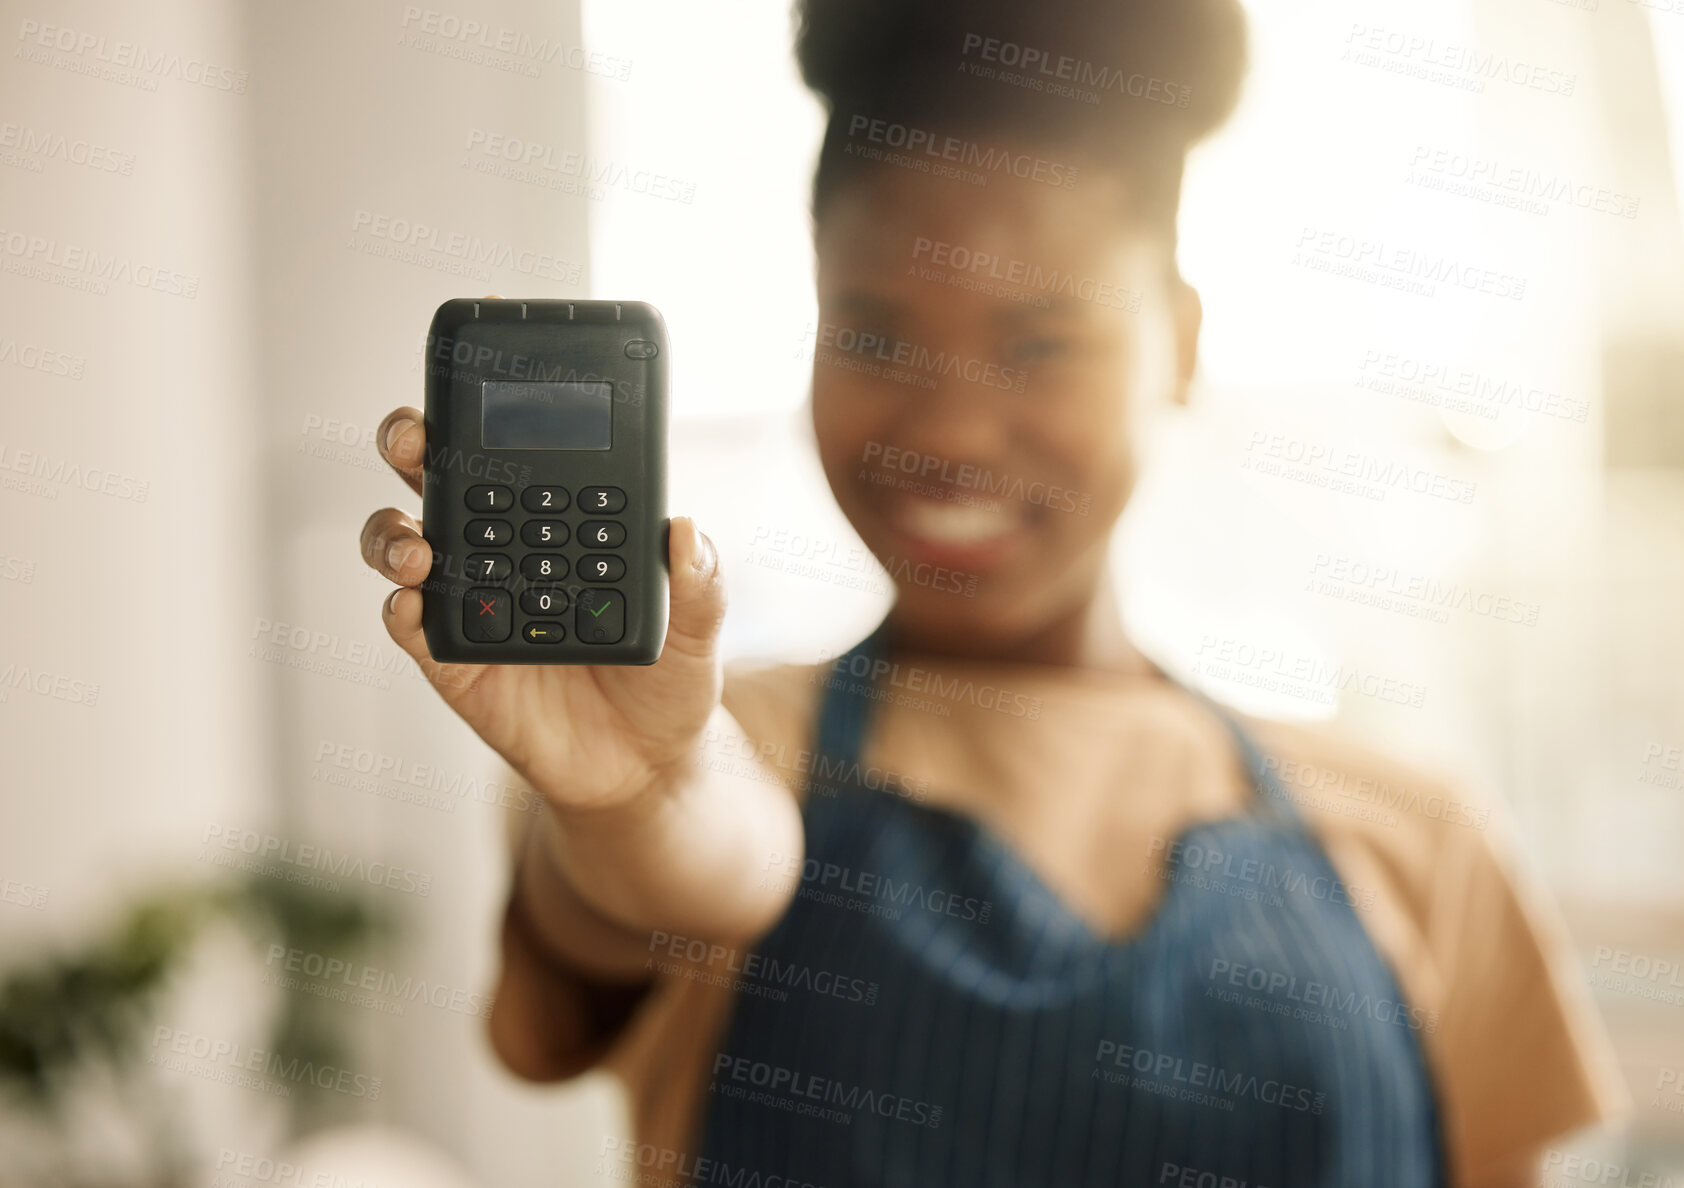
[895,498,1022,545]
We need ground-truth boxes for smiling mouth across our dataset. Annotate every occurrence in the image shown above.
[880,491,1035,570]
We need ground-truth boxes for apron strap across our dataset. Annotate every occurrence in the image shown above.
[812,617,1300,822]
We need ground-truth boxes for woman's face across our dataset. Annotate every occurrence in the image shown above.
[810,154,1199,654]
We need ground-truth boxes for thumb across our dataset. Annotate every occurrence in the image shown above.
[663,515,728,661]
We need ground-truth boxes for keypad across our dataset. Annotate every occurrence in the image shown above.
[462,484,629,646]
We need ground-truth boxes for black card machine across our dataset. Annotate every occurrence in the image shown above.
[420,298,668,665]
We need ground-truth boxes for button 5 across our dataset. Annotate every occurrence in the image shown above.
[521,520,569,547]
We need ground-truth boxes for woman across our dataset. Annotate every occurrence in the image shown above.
[359,0,1625,1182]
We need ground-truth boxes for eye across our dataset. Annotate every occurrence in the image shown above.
[1007,334,1070,364]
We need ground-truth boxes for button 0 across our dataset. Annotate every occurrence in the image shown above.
[465,485,512,512]
[463,588,511,642]
[577,589,625,644]
[522,622,566,644]
[521,520,569,547]
[466,519,512,546]
[580,486,626,513]
[579,520,625,548]
[520,587,568,615]
[521,486,569,512]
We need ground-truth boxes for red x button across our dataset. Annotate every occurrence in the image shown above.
[462,589,511,642]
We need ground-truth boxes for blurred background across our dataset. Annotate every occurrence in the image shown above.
[1,0,1681,1183]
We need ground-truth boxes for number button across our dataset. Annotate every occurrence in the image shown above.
[579,554,625,582]
[466,519,512,546]
[577,589,625,644]
[579,520,625,548]
[463,588,511,642]
[520,520,569,547]
[465,554,511,582]
[520,587,569,615]
[520,554,568,581]
[580,486,626,513]
[465,485,512,512]
[521,486,569,512]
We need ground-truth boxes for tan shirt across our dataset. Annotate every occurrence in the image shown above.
[582,657,1627,1186]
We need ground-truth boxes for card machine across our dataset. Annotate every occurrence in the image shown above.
[420,298,668,664]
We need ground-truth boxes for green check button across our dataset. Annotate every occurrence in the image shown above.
[576,589,625,645]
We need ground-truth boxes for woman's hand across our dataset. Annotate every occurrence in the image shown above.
[358,405,727,818]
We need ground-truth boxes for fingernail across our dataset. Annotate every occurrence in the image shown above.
[385,588,403,615]
[387,541,411,571]
[384,417,413,453]
[692,526,717,577]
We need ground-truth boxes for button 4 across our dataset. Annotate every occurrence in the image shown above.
[466,519,512,546]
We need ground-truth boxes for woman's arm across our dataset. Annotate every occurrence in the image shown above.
[487,704,804,1081]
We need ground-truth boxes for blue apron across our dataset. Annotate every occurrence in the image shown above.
[696,622,1446,1186]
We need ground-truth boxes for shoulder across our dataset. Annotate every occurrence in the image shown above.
[1241,714,1626,1178]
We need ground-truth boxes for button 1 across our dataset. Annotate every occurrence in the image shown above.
[466,519,512,547]
[579,554,625,582]
[580,486,626,514]
[576,589,625,644]
[522,621,566,644]
[465,553,511,582]
[465,485,512,512]
[520,587,569,615]
[579,520,626,548]
[463,588,511,642]
[521,519,569,547]
[521,486,569,512]
[519,554,568,581]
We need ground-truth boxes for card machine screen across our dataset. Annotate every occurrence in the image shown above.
[481,380,612,450]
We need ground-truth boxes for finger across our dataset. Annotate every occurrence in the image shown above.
[662,516,727,664]
[359,507,431,586]
[377,406,425,497]
[382,585,487,698]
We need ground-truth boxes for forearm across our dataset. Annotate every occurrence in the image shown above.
[516,703,804,975]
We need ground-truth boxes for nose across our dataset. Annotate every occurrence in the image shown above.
[886,356,1015,475]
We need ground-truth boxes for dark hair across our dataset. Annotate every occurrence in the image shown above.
[794,0,1247,253]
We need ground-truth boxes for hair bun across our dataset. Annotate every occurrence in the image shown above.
[794,0,1247,145]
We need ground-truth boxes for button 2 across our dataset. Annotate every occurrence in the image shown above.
[463,588,511,642]
[521,486,569,512]
[576,589,625,644]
